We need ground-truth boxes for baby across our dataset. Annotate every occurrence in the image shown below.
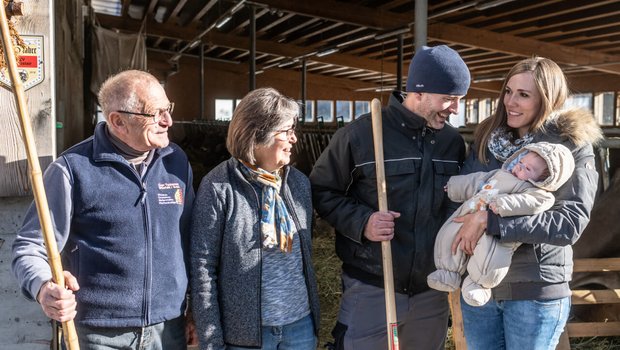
[427,141,575,306]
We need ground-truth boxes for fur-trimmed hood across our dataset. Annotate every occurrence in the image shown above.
[544,107,603,147]
[504,141,575,191]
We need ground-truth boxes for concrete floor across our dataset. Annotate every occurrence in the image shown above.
[0,196,51,349]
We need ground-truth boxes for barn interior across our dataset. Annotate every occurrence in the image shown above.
[1,0,619,348]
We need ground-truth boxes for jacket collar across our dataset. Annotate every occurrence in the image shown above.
[92,122,172,163]
[388,91,427,131]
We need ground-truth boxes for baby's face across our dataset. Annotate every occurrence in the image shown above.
[512,152,547,181]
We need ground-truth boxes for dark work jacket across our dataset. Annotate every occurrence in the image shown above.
[310,92,465,295]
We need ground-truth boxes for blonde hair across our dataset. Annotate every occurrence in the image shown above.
[475,57,569,163]
[226,88,299,164]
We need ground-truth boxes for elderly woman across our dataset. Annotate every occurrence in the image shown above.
[190,87,320,350]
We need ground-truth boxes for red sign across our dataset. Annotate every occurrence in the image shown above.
[18,55,38,68]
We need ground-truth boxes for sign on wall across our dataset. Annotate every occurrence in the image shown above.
[0,35,44,91]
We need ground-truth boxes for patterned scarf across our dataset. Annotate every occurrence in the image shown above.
[239,160,295,253]
[487,127,534,162]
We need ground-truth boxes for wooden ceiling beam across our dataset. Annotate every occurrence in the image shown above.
[147,0,158,17]
[253,0,620,76]
[97,14,404,76]
[165,0,187,24]
[190,0,217,25]
[427,22,620,75]
[98,13,620,94]
[249,0,411,30]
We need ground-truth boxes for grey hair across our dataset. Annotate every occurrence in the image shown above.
[98,70,160,119]
[227,87,299,164]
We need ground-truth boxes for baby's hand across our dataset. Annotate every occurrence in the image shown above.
[444,185,448,192]
[489,202,499,214]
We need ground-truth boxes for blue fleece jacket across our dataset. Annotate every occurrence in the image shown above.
[12,122,194,328]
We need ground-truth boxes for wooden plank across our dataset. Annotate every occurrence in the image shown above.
[573,258,620,272]
[555,330,571,350]
[565,322,620,337]
[572,289,620,305]
[448,291,468,350]
[0,0,54,196]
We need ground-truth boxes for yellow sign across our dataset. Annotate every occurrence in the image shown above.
[0,35,44,91]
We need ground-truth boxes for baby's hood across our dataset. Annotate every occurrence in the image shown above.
[503,141,575,191]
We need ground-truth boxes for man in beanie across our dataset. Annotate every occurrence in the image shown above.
[309,45,470,350]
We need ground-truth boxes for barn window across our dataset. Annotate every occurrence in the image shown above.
[594,92,614,126]
[565,93,593,111]
[337,101,352,122]
[449,99,467,127]
[317,100,334,122]
[354,101,369,119]
[215,99,233,121]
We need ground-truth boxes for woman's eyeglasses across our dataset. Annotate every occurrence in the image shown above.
[116,102,175,123]
[274,126,296,138]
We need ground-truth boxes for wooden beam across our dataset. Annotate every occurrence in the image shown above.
[566,322,620,337]
[250,0,411,30]
[571,289,620,305]
[573,257,620,272]
[97,14,620,94]
[97,14,403,76]
[147,0,158,17]
[190,0,217,25]
[254,0,620,76]
[428,22,620,76]
[165,0,187,24]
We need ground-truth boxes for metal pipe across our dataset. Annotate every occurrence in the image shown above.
[301,59,307,121]
[414,0,428,51]
[396,34,403,91]
[249,4,256,91]
[200,43,205,120]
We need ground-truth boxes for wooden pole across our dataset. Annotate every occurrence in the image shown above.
[371,98,400,350]
[0,4,80,350]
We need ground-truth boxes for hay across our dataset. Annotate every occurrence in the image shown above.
[312,218,341,348]
[311,217,459,349]
[311,217,620,349]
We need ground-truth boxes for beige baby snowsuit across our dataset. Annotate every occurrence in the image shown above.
[427,141,575,306]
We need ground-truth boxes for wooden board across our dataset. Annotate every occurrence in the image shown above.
[0,0,54,197]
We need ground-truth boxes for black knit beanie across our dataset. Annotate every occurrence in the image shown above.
[405,45,471,95]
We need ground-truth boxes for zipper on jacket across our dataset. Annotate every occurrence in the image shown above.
[239,168,263,345]
[106,159,154,325]
[141,180,152,326]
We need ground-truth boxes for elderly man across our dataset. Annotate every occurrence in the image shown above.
[309,45,470,350]
[12,70,195,349]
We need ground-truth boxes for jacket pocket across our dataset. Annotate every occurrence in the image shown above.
[358,159,417,213]
[432,161,460,213]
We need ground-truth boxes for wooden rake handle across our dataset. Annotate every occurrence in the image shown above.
[371,98,400,350]
[0,4,79,350]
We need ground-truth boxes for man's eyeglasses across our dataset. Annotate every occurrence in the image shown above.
[274,126,296,138]
[116,102,175,123]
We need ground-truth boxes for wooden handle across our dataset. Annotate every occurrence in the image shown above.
[371,98,400,350]
[0,5,80,350]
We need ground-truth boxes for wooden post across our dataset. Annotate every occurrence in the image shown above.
[448,290,467,350]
